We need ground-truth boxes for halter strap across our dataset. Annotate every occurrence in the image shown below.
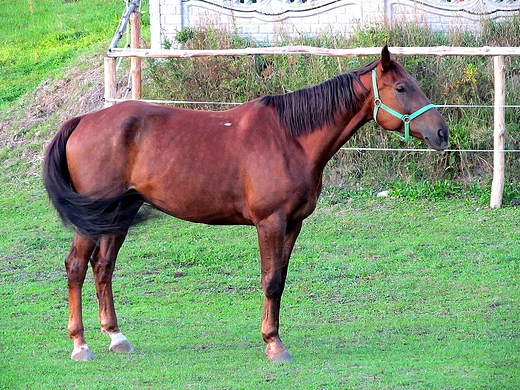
[371,69,435,141]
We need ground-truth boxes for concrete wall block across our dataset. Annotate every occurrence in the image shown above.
[149,0,520,47]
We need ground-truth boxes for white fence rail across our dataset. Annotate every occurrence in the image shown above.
[107,45,520,58]
[104,10,519,208]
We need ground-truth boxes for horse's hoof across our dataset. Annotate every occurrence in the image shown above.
[71,347,96,361]
[268,351,294,363]
[108,332,135,353]
[109,339,135,353]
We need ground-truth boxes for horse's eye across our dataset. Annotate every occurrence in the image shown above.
[396,85,406,93]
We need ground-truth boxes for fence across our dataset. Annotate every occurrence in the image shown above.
[104,3,520,209]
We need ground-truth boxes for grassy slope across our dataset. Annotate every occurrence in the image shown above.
[0,0,123,107]
[0,0,149,177]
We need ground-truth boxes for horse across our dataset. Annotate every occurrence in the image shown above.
[43,45,448,362]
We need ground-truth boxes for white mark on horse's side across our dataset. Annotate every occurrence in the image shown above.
[224,122,232,126]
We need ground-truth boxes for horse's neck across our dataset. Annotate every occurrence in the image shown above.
[301,72,373,170]
[299,102,372,172]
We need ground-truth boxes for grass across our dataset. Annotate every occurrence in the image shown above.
[0,0,147,108]
[0,1,519,388]
[0,174,519,389]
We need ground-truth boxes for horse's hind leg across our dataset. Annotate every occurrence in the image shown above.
[66,233,97,360]
[90,233,134,353]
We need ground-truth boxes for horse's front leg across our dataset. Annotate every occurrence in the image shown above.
[90,234,134,353]
[257,218,302,362]
[66,233,96,360]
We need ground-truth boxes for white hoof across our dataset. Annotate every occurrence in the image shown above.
[71,345,96,361]
[108,332,135,353]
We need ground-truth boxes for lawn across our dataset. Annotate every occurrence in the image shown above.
[0,175,518,389]
[0,1,518,388]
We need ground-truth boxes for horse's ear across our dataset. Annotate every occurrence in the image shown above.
[381,44,392,71]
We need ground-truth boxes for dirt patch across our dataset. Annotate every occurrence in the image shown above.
[0,52,130,176]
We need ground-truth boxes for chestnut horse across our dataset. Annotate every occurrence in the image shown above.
[43,46,448,362]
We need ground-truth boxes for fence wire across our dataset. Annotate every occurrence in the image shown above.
[107,98,520,153]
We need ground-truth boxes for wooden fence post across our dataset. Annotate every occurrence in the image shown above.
[130,10,141,100]
[104,57,117,107]
[490,56,506,208]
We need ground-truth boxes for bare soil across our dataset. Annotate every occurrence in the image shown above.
[0,52,129,177]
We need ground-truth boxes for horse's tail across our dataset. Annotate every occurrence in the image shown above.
[43,116,144,239]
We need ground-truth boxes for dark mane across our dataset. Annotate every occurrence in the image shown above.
[260,60,379,137]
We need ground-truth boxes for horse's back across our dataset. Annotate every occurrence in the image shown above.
[63,100,300,224]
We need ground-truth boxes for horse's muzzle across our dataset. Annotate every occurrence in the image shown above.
[425,126,449,151]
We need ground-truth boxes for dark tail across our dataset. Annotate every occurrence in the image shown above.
[43,116,144,239]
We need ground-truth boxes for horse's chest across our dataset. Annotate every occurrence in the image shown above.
[285,182,319,222]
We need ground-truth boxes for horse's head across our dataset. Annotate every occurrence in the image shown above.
[371,45,449,151]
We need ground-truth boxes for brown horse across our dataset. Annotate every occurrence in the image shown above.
[43,45,448,362]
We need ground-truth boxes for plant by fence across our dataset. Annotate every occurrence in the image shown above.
[139,18,520,202]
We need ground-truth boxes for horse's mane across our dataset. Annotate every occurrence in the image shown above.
[260,59,384,137]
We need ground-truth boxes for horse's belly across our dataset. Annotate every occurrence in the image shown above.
[142,188,253,226]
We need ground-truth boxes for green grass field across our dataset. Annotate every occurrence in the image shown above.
[0,1,519,388]
[0,0,135,108]
[0,175,518,389]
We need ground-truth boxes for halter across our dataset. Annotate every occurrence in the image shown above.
[371,69,435,141]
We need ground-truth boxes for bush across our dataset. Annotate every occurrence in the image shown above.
[144,18,520,196]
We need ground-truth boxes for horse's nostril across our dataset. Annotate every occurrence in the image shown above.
[438,128,445,140]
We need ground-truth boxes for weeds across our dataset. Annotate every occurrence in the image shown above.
[145,17,520,193]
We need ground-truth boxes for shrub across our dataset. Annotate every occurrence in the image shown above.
[144,17,520,193]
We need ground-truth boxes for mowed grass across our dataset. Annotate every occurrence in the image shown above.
[0,175,518,389]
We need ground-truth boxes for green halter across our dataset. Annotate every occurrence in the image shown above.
[371,69,435,141]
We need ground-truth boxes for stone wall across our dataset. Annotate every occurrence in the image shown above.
[148,0,520,49]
